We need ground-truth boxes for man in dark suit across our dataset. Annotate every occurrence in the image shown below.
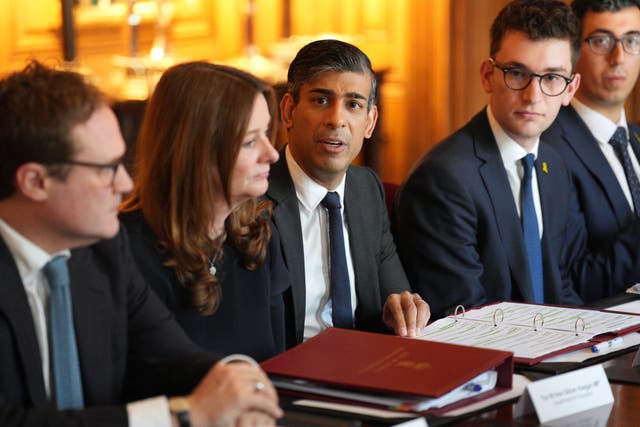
[394,0,640,319]
[267,40,430,345]
[543,0,640,301]
[0,62,282,426]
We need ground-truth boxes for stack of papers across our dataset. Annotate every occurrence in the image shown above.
[418,302,640,364]
[273,370,497,412]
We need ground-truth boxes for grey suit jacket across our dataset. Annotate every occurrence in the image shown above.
[267,150,410,344]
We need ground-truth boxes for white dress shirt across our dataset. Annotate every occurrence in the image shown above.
[572,98,640,213]
[0,219,173,427]
[487,106,544,236]
[285,146,357,341]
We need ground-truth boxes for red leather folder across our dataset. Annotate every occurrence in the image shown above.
[261,328,513,414]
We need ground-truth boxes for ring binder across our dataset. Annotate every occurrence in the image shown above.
[454,305,466,320]
[533,312,544,331]
[492,308,504,327]
[575,317,585,336]
[418,302,640,365]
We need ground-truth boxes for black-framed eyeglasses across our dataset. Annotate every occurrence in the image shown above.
[584,33,640,55]
[57,160,123,186]
[488,58,574,97]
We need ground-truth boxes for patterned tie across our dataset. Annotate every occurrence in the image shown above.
[43,256,84,409]
[520,154,544,304]
[609,127,640,219]
[321,192,353,328]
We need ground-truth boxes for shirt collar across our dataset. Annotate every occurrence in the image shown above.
[487,105,539,166]
[285,145,347,212]
[571,98,627,143]
[0,218,71,284]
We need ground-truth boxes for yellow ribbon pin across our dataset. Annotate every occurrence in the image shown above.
[542,162,548,174]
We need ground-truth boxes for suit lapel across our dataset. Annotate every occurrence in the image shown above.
[0,238,48,405]
[558,106,631,227]
[473,112,534,301]
[536,147,562,302]
[267,152,307,343]
[343,169,372,322]
[68,248,111,404]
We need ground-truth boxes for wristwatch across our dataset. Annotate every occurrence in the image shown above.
[168,397,191,427]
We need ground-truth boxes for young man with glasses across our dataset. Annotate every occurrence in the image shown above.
[394,0,640,319]
[0,61,282,427]
[543,0,640,302]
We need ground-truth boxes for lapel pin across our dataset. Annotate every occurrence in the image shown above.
[542,161,549,174]
[634,132,640,144]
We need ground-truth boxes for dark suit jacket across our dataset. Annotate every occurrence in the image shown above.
[267,150,410,345]
[0,226,215,426]
[393,109,587,319]
[543,105,640,300]
[120,210,288,362]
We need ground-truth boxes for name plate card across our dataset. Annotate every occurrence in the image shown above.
[516,364,613,424]
[392,418,429,427]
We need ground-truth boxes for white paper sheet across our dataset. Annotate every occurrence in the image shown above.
[416,302,640,361]
[606,299,640,315]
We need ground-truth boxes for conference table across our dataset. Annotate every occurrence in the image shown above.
[280,294,640,427]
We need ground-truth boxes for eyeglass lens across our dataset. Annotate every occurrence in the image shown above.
[586,34,640,55]
[504,70,568,96]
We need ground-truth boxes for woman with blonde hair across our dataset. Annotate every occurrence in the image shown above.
[120,61,287,361]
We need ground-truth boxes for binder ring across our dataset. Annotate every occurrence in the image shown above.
[574,317,585,336]
[533,312,544,331]
[454,305,466,321]
[492,308,504,327]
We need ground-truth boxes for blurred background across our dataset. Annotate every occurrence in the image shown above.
[2,0,640,183]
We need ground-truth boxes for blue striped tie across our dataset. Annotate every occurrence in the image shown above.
[44,256,84,409]
[609,127,640,219]
[321,192,353,328]
[521,154,544,304]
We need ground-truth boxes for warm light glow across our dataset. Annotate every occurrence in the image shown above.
[150,46,165,61]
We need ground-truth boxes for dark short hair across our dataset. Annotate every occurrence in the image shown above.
[0,61,106,199]
[572,0,640,23]
[287,39,377,111]
[490,0,582,68]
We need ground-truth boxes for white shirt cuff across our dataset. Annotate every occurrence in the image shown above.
[126,395,173,427]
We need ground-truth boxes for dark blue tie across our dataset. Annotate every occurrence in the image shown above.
[321,192,353,328]
[521,154,544,304]
[609,127,640,219]
[44,256,84,409]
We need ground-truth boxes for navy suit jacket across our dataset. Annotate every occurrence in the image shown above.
[543,105,640,300]
[267,150,410,345]
[0,226,214,426]
[120,210,288,362]
[394,109,587,319]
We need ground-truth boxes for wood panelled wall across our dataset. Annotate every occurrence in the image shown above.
[3,0,639,184]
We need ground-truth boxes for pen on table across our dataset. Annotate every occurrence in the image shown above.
[463,382,482,392]
[591,337,624,353]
